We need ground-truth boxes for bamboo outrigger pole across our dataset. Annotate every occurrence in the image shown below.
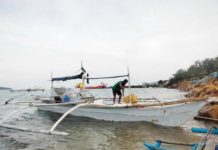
[49,103,88,134]
[0,106,30,124]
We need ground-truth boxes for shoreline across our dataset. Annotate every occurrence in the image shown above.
[175,78,218,124]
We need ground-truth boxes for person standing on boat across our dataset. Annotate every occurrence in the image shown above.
[112,79,128,104]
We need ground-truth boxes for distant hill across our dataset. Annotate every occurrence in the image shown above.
[0,87,11,90]
[168,56,218,86]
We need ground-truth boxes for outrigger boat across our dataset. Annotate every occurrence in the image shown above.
[0,65,216,135]
[34,67,213,126]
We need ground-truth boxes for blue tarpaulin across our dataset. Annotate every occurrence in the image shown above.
[52,72,83,82]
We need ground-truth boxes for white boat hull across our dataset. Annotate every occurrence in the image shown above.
[36,100,207,127]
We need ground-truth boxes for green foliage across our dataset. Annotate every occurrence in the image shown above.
[168,56,218,86]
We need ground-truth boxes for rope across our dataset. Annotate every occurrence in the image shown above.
[80,89,94,97]
[93,88,109,98]
[152,97,162,107]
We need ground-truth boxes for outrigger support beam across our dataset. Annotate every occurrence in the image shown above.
[0,106,30,124]
[0,124,68,136]
[49,103,89,134]
[0,105,68,135]
[0,104,71,136]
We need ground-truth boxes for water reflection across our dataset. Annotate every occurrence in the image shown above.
[44,114,204,150]
[0,89,217,150]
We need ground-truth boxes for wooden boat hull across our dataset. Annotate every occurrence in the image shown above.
[36,100,207,127]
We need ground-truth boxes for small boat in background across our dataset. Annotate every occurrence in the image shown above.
[85,83,107,89]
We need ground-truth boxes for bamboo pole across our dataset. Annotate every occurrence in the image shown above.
[49,103,88,133]
[134,97,207,108]
[0,106,30,124]
[127,66,131,104]
[194,116,218,122]
[0,124,68,136]
[33,101,86,107]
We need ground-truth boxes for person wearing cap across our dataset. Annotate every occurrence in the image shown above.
[112,79,128,104]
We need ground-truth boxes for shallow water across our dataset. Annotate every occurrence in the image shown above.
[0,88,217,150]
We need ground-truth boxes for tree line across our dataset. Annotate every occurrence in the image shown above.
[167,56,218,86]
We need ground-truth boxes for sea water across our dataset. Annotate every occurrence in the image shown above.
[0,88,217,150]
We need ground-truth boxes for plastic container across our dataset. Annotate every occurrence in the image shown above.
[123,94,138,104]
[63,95,70,102]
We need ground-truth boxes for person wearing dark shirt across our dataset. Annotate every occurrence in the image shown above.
[112,79,128,104]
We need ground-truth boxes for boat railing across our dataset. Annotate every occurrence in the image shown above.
[138,97,163,107]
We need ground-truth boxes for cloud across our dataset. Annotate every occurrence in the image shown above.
[0,0,218,88]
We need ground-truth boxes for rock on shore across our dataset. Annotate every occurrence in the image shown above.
[178,79,218,122]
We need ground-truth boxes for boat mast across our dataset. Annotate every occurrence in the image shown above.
[127,66,131,104]
[82,73,85,90]
[81,61,85,90]
[51,72,53,88]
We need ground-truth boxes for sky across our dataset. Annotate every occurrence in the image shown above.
[0,0,218,89]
